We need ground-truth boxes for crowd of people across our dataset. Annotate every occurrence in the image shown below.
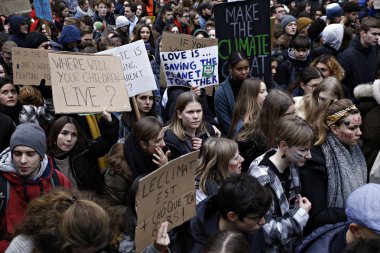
[1,0,380,252]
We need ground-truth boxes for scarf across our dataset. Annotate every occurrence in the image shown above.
[123,132,157,180]
[0,102,23,125]
[321,134,367,208]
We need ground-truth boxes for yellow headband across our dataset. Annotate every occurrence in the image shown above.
[326,104,358,127]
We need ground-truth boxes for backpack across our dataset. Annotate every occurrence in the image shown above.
[0,170,61,218]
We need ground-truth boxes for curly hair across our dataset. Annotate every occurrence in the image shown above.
[310,55,345,81]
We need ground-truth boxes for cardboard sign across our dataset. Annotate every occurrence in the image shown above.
[214,0,272,87]
[160,46,219,88]
[97,40,157,97]
[63,0,78,13]
[374,0,380,9]
[48,53,131,114]
[12,47,51,86]
[160,32,218,88]
[34,0,53,21]
[0,0,30,15]
[135,151,199,252]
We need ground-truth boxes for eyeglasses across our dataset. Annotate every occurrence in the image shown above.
[0,89,17,96]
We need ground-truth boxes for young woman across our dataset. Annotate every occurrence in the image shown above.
[249,115,314,253]
[188,10,201,35]
[164,91,216,160]
[229,77,267,138]
[123,116,169,180]
[119,90,160,139]
[295,76,344,122]
[236,89,295,173]
[288,66,323,97]
[54,2,70,31]
[300,99,367,235]
[214,51,250,135]
[195,137,244,204]
[131,24,155,58]
[310,54,345,81]
[46,110,119,193]
[136,2,148,19]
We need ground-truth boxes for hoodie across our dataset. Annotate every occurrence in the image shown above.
[8,15,28,47]
[322,24,344,51]
[0,148,71,252]
[52,25,81,52]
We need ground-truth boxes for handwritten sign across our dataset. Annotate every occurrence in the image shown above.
[97,40,157,97]
[0,0,31,15]
[12,47,51,86]
[48,53,131,114]
[160,32,218,88]
[34,0,53,21]
[135,151,199,252]
[160,46,218,88]
[214,0,272,87]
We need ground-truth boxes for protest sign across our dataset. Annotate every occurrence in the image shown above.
[0,0,30,15]
[12,47,51,86]
[97,40,157,97]
[48,52,131,114]
[63,0,78,13]
[34,0,52,21]
[214,0,272,87]
[160,32,218,88]
[135,151,199,252]
[160,46,218,88]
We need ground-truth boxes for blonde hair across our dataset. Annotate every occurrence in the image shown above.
[275,115,315,148]
[168,91,208,141]
[195,137,238,195]
[310,55,345,81]
[19,86,44,106]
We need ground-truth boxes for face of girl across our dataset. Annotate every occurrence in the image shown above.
[208,29,216,38]
[0,65,5,79]
[194,14,200,25]
[62,8,70,18]
[145,18,152,28]
[315,63,331,78]
[257,82,268,105]
[56,123,78,154]
[142,129,166,154]
[230,59,250,82]
[318,90,337,105]
[136,91,154,113]
[140,27,151,42]
[301,77,323,95]
[177,101,203,132]
[284,104,296,116]
[0,83,18,107]
[331,113,362,146]
[286,145,312,167]
[227,151,244,174]
[136,5,142,16]
[109,3,115,13]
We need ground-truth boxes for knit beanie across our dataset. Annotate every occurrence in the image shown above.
[308,19,327,41]
[25,32,49,49]
[57,25,81,45]
[93,21,104,31]
[326,3,343,20]
[297,17,313,32]
[281,14,297,29]
[116,16,129,28]
[10,123,46,158]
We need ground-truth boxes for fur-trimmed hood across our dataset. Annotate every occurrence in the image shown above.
[354,83,373,100]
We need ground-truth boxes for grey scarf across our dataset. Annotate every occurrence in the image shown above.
[321,134,367,208]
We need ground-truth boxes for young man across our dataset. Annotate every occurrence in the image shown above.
[339,17,380,99]
[190,174,272,253]
[271,4,286,25]
[124,2,138,39]
[296,183,380,253]
[342,2,360,28]
[154,4,174,34]
[197,2,213,29]
[0,123,71,252]
[74,0,94,18]
[7,15,28,48]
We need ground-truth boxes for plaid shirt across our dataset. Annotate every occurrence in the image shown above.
[19,99,55,125]
[249,149,309,253]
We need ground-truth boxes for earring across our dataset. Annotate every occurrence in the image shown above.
[281,153,286,159]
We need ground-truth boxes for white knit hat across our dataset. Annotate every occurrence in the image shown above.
[116,16,129,28]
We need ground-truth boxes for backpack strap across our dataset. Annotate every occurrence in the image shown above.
[0,174,10,218]
[50,169,61,189]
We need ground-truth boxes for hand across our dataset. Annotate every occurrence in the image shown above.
[191,85,201,96]
[153,146,170,167]
[101,108,112,122]
[153,221,170,252]
[39,79,52,99]
[192,137,202,150]
[212,125,221,137]
[297,194,312,213]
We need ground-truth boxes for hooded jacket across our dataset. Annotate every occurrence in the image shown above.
[0,148,71,252]
[52,25,81,52]
[8,15,28,47]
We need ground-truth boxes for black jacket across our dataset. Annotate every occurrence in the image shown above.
[338,36,379,99]
[0,112,15,152]
[299,146,347,235]
[61,115,119,193]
